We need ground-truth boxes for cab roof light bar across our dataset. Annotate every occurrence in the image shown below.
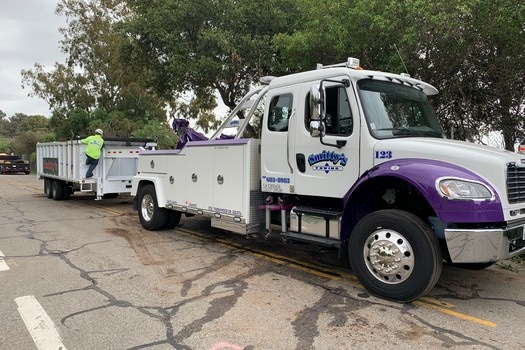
[316,57,361,70]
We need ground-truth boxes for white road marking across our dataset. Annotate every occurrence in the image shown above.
[15,295,67,350]
[0,250,9,271]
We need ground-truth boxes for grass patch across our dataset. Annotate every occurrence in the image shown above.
[511,252,525,266]
[496,252,525,271]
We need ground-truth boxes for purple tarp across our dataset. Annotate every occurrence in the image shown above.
[172,118,234,149]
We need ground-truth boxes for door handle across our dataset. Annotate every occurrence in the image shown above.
[296,154,306,173]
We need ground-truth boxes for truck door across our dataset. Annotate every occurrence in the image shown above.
[293,80,361,198]
[260,87,296,194]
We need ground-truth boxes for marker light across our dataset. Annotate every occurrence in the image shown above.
[346,57,360,69]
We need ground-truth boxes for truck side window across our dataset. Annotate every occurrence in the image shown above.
[325,86,353,135]
[267,94,293,132]
[306,86,353,136]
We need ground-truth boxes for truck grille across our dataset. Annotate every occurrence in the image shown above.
[507,163,525,203]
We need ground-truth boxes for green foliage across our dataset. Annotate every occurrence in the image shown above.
[88,109,137,138]
[50,108,91,139]
[132,120,179,150]
[124,0,300,111]
[0,138,14,154]
[173,90,221,134]
[15,0,525,151]
[497,253,525,271]
[0,113,53,156]
[50,107,141,139]
[274,0,525,150]
[13,131,53,157]
[22,0,167,128]
[1,113,51,136]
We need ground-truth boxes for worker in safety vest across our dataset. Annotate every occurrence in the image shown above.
[80,129,104,178]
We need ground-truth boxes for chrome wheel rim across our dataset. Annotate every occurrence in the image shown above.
[364,229,415,284]
[140,194,154,222]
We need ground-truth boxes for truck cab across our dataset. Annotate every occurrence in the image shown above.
[132,58,525,301]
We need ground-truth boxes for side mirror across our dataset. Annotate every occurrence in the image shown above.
[310,120,321,137]
[309,85,323,137]
[309,85,321,120]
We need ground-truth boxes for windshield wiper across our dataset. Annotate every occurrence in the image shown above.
[376,127,444,138]
[376,127,414,135]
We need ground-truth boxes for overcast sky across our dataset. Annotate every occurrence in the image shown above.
[0,0,66,118]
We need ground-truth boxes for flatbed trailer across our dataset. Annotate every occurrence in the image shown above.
[36,138,154,200]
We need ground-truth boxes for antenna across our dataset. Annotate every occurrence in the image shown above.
[394,44,409,74]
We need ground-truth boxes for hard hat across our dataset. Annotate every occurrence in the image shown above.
[95,128,103,136]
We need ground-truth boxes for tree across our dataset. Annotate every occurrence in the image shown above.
[0,138,14,154]
[274,0,525,150]
[21,0,167,137]
[132,120,179,150]
[394,0,525,150]
[0,113,51,137]
[123,0,300,130]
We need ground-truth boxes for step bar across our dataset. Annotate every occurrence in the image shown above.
[282,206,343,247]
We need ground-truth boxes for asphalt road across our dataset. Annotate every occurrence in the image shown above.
[0,174,524,350]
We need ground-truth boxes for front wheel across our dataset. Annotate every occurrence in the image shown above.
[349,209,442,302]
[137,184,169,230]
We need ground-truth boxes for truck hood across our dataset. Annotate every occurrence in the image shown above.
[374,137,525,205]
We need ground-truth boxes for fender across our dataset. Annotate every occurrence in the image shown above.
[341,158,504,238]
[131,175,168,209]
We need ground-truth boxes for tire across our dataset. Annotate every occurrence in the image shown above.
[165,211,182,229]
[51,180,64,200]
[62,182,71,200]
[137,184,169,230]
[44,178,53,198]
[349,209,442,302]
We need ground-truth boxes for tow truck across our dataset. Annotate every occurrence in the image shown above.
[131,58,525,301]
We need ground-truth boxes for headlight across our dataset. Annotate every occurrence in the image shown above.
[437,178,493,200]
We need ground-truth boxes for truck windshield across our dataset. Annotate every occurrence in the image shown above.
[358,79,444,139]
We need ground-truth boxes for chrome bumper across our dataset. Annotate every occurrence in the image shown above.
[445,224,525,263]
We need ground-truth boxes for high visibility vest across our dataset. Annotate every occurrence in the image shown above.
[80,135,104,159]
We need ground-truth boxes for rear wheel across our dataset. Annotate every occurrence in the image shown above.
[51,180,64,200]
[165,211,182,229]
[44,178,53,198]
[62,182,71,200]
[137,184,168,230]
[349,209,442,302]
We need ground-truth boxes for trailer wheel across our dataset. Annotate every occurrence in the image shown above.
[138,184,168,230]
[51,180,64,200]
[44,178,53,198]
[62,182,71,200]
[349,209,442,302]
